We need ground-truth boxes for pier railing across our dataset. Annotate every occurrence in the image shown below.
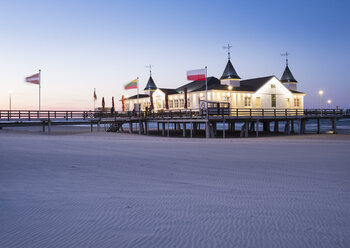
[0,108,345,121]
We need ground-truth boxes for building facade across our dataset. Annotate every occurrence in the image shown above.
[124,59,305,112]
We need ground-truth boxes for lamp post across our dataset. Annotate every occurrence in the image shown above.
[327,99,331,109]
[319,90,324,116]
[9,91,12,112]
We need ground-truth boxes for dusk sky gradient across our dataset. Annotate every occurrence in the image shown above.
[1,0,349,110]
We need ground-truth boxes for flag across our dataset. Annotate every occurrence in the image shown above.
[93,89,97,101]
[124,79,138,90]
[187,68,206,81]
[25,73,40,85]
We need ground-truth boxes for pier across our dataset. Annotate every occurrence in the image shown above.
[0,108,348,138]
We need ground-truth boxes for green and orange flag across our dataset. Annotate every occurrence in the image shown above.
[124,79,138,90]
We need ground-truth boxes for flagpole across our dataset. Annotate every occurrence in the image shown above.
[94,88,96,111]
[39,69,41,116]
[205,66,208,119]
[137,77,140,112]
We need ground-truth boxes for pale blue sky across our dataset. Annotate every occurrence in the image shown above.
[0,0,349,110]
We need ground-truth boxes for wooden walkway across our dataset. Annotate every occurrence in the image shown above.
[0,108,348,138]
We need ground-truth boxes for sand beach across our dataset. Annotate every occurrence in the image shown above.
[0,127,350,247]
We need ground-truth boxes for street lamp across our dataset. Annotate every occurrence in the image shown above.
[8,91,12,112]
[327,99,331,109]
[318,90,324,116]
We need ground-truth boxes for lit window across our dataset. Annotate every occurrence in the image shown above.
[244,96,252,107]
[180,99,184,108]
[294,98,300,107]
[271,94,276,107]
[169,100,173,109]
[174,100,179,108]
[187,98,191,108]
[256,97,261,108]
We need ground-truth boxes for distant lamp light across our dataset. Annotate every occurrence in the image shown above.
[319,90,324,96]
[327,99,332,109]
[228,85,233,90]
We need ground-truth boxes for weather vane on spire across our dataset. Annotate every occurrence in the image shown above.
[223,44,232,60]
[281,51,290,66]
[145,64,152,76]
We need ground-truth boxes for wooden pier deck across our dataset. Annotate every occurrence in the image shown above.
[0,108,348,138]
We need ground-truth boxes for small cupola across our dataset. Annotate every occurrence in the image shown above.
[280,52,298,91]
[144,65,157,95]
[220,44,241,87]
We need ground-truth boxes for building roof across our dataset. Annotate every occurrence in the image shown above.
[220,60,241,80]
[281,65,297,83]
[159,88,178,95]
[176,77,219,93]
[144,76,157,91]
[124,94,149,100]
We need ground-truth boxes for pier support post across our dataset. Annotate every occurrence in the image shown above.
[291,120,295,134]
[213,122,217,136]
[42,122,45,132]
[183,123,186,137]
[97,121,101,132]
[162,123,165,136]
[138,120,142,135]
[48,121,51,134]
[190,122,193,138]
[129,122,133,134]
[193,123,197,134]
[284,120,290,134]
[232,122,235,132]
[205,122,210,138]
[317,118,320,134]
[145,121,149,135]
[167,122,170,137]
[90,121,93,132]
[274,121,279,133]
[157,122,160,132]
[256,120,259,137]
[332,118,337,134]
[245,120,249,137]
[223,119,226,139]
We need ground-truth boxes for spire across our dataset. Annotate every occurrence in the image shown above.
[144,76,157,91]
[281,65,297,83]
[280,52,297,83]
[220,60,241,80]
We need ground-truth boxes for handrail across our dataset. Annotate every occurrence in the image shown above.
[0,108,347,121]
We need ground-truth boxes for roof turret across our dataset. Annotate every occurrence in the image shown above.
[220,60,241,80]
[281,65,297,83]
[144,76,157,91]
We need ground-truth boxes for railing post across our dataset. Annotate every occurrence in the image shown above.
[8,111,10,121]
[28,111,31,121]
[262,109,264,117]
[285,109,287,117]
[249,109,252,117]
[236,109,238,117]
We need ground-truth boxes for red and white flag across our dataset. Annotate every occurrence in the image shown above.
[25,73,40,85]
[187,68,206,81]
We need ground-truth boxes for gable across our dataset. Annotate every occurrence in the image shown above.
[255,76,292,97]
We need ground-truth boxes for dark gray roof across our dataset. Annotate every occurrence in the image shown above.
[220,60,241,80]
[144,76,157,91]
[281,65,297,83]
[159,88,178,95]
[124,94,149,100]
[176,77,219,93]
